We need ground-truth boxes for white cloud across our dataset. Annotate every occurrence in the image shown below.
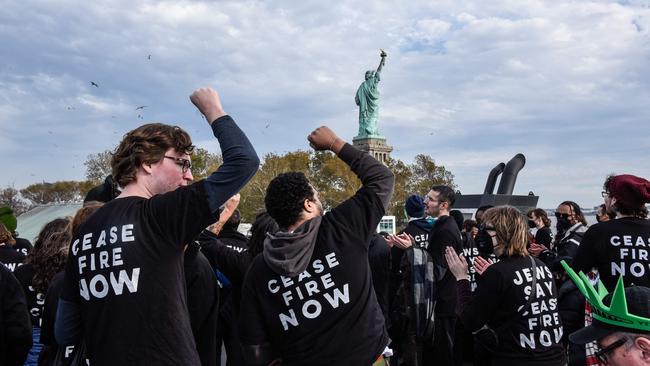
[1,0,649,209]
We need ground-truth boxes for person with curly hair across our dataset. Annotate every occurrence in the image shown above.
[37,203,102,366]
[55,87,258,366]
[239,126,395,366]
[13,217,71,366]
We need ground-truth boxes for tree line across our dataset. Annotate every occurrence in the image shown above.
[1,149,454,227]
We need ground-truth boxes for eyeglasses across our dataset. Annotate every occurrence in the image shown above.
[601,191,610,198]
[595,337,628,365]
[164,156,192,174]
[554,212,571,219]
[424,195,438,202]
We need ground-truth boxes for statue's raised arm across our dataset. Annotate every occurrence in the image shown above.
[376,49,387,78]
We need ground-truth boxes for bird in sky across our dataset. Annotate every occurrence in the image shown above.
[90,81,99,87]
[135,106,147,110]
[265,123,270,129]
[147,54,151,60]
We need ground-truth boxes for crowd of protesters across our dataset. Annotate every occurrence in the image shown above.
[1,86,650,366]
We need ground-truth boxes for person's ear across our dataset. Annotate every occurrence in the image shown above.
[303,198,315,214]
[635,337,650,359]
[142,162,154,174]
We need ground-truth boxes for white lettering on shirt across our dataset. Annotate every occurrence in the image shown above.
[270,252,351,331]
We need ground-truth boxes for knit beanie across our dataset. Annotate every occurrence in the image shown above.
[405,194,425,218]
[0,206,17,233]
[608,174,650,208]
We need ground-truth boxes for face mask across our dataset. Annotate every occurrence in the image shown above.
[475,228,494,256]
[556,217,572,232]
[528,219,536,229]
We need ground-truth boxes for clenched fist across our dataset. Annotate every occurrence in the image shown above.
[190,87,227,124]
[307,126,345,154]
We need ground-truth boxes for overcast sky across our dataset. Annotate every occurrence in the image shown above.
[2,0,649,209]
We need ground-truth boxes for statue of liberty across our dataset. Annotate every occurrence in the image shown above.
[355,49,387,137]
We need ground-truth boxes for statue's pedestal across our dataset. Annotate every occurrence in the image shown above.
[353,135,393,165]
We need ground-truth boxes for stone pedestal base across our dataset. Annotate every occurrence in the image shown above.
[352,136,393,165]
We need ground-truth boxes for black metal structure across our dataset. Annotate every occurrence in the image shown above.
[455,154,538,216]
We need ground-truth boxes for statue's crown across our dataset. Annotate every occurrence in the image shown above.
[561,261,650,332]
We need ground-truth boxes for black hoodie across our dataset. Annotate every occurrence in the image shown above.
[239,143,395,366]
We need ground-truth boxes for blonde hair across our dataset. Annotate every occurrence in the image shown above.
[482,206,529,257]
[0,223,15,246]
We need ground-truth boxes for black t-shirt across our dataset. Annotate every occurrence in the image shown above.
[458,257,565,365]
[572,217,650,290]
[198,231,253,318]
[0,245,25,273]
[60,182,215,365]
[184,241,219,366]
[239,145,391,366]
[206,228,249,311]
[535,227,553,247]
[427,215,463,317]
[0,263,32,366]
[368,233,391,323]
[13,238,33,257]
[461,233,481,293]
[217,228,249,253]
[13,264,46,328]
[39,271,64,365]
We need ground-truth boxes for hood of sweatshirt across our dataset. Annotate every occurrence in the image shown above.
[411,218,435,232]
[262,216,322,277]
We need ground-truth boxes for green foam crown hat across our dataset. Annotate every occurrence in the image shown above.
[560,260,650,332]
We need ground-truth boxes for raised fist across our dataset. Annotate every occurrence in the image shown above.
[190,87,226,124]
[308,126,344,153]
